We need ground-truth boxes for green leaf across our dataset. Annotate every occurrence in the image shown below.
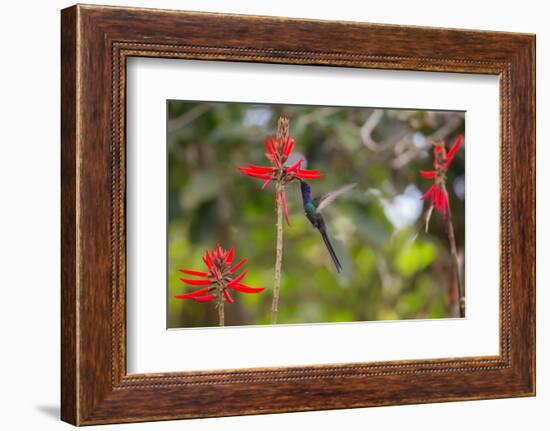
[394,241,437,277]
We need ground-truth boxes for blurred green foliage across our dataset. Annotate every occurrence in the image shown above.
[167,101,465,328]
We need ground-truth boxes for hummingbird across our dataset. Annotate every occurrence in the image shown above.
[299,180,356,273]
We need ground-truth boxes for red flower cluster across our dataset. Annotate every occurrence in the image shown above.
[420,135,463,220]
[239,132,322,223]
[175,245,264,304]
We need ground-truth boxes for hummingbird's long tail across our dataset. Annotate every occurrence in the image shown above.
[319,228,342,273]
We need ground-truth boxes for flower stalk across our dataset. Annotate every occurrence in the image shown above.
[238,117,322,324]
[420,135,464,317]
[272,181,284,323]
[217,294,225,326]
[175,245,264,326]
[445,209,465,317]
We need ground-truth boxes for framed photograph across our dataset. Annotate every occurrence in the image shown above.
[61,4,535,425]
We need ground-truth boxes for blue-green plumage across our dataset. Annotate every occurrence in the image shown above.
[304,201,318,219]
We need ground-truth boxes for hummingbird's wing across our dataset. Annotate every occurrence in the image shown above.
[314,183,356,212]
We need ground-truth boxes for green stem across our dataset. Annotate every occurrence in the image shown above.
[271,182,284,324]
[445,194,464,318]
[217,291,225,326]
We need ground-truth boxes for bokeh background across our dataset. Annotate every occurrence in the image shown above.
[167,101,465,328]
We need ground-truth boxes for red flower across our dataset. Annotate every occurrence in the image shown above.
[238,119,322,224]
[175,245,264,304]
[420,135,463,221]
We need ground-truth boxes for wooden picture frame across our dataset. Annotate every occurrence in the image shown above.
[61,4,535,425]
